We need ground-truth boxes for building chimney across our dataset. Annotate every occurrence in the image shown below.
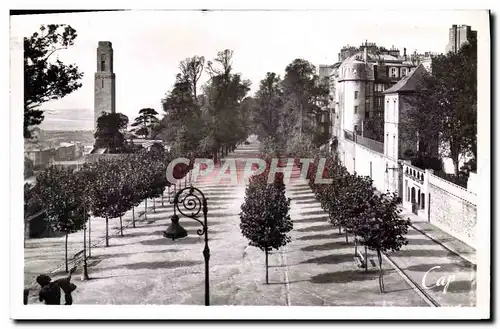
[403,47,407,60]
[363,45,368,62]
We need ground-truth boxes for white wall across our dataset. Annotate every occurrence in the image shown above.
[340,139,398,194]
[428,173,477,248]
[384,93,399,161]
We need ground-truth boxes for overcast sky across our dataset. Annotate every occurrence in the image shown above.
[11,10,488,130]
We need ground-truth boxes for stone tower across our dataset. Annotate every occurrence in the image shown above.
[94,41,116,130]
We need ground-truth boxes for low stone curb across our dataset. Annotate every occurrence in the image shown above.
[409,222,477,267]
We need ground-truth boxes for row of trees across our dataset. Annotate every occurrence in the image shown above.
[240,166,293,284]
[307,157,410,293]
[153,50,252,162]
[24,144,189,273]
[252,61,330,156]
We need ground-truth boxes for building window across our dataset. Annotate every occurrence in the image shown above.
[401,68,407,77]
[365,111,370,118]
[101,80,104,88]
[354,106,358,114]
[354,91,359,99]
[421,193,425,209]
[393,135,396,159]
[385,133,389,154]
[390,67,397,77]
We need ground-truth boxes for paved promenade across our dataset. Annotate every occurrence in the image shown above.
[24,140,476,306]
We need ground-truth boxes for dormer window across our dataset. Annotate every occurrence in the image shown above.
[390,67,397,77]
[401,67,408,77]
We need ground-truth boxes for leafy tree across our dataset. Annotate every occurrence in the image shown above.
[406,35,477,175]
[355,192,409,293]
[363,114,384,142]
[254,72,284,141]
[259,135,285,158]
[280,59,329,149]
[179,55,205,100]
[203,49,252,161]
[121,154,145,227]
[94,112,129,153]
[160,73,204,157]
[88,159,127,246]
[336,173,376,244]
[131,108,159,139]
[36,166,87,272]
[24,183,43,246]
[142,146,171,214]
[240,173,293,284]
[79,162,99,256]
[24,24,83,138]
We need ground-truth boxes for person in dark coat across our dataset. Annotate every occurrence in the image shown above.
[36,266,77,305]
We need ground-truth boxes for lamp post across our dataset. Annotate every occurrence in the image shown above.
[163,186,210,306]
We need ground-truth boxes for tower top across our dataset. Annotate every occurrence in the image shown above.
[98,41,113,48]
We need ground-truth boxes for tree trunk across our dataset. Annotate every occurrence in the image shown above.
[145,199,148,220]
[119,215,123,236]
[453,159,460,177]
[161,193,164,207]
[450,140,460,176]
[365,245,368,272]
[377,249,384,293]
[339,226,341,234]
[153,197,156,213]
[132,206,136,228]
[65,233,69,273]
[24,218,27,248]
[354,237,358,256]
[265,248,269,284]
[88,216,92,257]
[345,229,349,244]
[105,215,109,247]
[82,224,89,280]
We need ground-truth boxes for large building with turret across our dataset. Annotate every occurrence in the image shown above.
[327,42,423,141]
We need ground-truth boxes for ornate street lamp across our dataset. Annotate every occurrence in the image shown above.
[163,186,210,306]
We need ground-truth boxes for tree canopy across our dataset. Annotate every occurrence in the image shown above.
[24,24,83,138]
[405,36,477,175]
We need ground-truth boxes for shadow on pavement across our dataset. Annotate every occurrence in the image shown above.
[301,253,353,265]
[296,224,334,233]
[298,210,327,217]
[97,249,181,259]
[300,241,352,252]
[404,262,475,272]
[309,269,382,284]
[391,249,456,258]
[297,233,342,241]
[406,238,451,246]
[266,279,309,285]
[293,216,330,224]
[140,236,212,246]
[429,280,475,294]
[95,260,202,272]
